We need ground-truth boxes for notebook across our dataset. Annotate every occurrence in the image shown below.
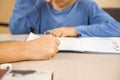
[26,33,120,54]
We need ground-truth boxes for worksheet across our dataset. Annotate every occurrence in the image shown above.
[26,33,120,54]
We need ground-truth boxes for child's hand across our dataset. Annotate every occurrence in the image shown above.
[50,27,79,37]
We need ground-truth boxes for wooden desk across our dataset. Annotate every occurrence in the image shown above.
[0,34,120,80]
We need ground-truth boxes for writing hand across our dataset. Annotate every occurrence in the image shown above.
[26,35,60,60]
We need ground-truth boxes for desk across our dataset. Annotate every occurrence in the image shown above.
[0,34,120,80]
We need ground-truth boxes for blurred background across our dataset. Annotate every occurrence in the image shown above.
[0,0,120,34]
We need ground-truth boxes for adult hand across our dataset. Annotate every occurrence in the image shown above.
[26,35,60,60]
[50,27,79,37]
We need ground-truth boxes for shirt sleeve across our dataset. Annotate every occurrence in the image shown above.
[75,1,120,37]
[10,0,42,34]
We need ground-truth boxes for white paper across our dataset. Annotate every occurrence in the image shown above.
[58,38,84,52]
[26,33,40,41]
[26,33,84,52]
[81,37,120,53]
[26,33,120,54]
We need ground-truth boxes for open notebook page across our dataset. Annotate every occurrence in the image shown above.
[81,37,120,53]
[26,33,120,53]
[26,33,84,52]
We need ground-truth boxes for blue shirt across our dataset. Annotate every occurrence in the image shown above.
[10,0,120,37]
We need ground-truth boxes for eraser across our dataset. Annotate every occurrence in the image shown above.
[0,64,12,70]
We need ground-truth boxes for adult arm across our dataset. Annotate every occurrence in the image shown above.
[0,35,60,63]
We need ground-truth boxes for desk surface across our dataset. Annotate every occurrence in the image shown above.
[0,34,120,80]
